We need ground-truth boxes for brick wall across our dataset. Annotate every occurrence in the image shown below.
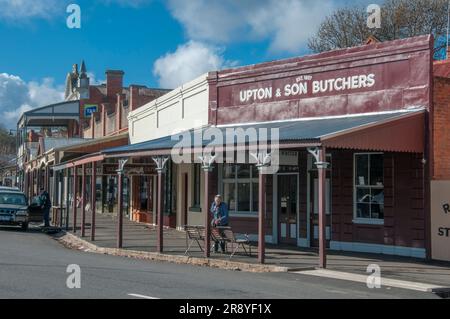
[225,149,426,248]
[80,84,166,138]
[130,86,152,111]
[79,87,107,121]
[331,150,425,248]
[106,70,124,98]
[432,77,450,180]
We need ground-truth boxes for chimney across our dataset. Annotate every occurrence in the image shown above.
[129,85,141,111]
[105,70,124,98]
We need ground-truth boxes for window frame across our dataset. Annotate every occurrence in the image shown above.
[190,164,202,211]
[221,163,259,217]
[353,152,385,225]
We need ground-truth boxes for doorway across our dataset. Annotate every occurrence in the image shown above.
[278,174,298,245]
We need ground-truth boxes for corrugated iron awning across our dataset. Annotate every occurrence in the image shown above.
[52,153,105,171]
[101,109,425,157]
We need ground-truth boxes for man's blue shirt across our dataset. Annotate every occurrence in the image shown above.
[210,202,229,226]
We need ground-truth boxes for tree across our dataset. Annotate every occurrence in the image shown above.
[308,0,449,59]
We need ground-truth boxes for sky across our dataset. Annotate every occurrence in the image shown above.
[0,0,376,128]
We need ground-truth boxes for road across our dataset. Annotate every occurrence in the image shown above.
[0,226,439,299]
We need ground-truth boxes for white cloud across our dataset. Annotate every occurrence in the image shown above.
[86,72,104,85]
[0,0,64,21]
[27,78,64,106]
[167,0,248,43]
[248,0,335,53]
[0,73,64,128]
[167,0,335,54]
[0,0,150,22]
[153,41,237,89]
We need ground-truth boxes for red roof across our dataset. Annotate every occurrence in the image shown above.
[434,59,450,78]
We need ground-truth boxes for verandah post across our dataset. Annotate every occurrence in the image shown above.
[308,147,329,269]
[318,148,327,268]
[81,164,86,237]
[152,156,169,253]
[251,151,271,264]
[72,165,78,233]
[91,161,96,241]
[203,168,211,258]
[258,171,266,264]
[200,154,216,258]
[117,158,128,248]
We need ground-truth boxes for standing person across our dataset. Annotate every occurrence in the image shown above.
[39,187,52,227]
[210,194,229,253]
[76,192,82,208]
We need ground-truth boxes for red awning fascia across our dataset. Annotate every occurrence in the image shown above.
[320,110,425,153]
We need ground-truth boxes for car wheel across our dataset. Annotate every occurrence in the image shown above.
[21,222,29,231]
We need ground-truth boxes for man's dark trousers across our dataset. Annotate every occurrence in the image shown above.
[43,207,50,227]
[213,225,228,253]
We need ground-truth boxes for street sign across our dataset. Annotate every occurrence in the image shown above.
[84,104,98,117]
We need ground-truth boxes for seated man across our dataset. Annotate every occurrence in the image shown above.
[210,194,229,253]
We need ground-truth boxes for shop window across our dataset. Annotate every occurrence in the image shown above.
[148,176,153,211]
[104,176,117,214]
[222,163,258,215]
[354,153,384,222]
[163,161,177,214]
[192,164,201,208]
[132,160,153,212]
[139,176,149,210]
[123,177,130,217]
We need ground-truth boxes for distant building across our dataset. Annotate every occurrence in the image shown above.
[18,61,169,211]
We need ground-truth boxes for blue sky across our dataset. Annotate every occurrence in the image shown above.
[0,0,377,127]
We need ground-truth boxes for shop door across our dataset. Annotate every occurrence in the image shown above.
[309,169,332,248]
[278,174,298,244]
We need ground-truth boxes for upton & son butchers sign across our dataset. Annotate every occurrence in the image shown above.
[239,73,376,104]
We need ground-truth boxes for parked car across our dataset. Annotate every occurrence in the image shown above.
[0,186,21,191]
[0,190,30,231]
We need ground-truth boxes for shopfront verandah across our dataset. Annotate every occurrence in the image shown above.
[89,109,426,268]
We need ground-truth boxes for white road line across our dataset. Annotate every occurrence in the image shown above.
[295,269,446,292]
[127,293,160,299]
